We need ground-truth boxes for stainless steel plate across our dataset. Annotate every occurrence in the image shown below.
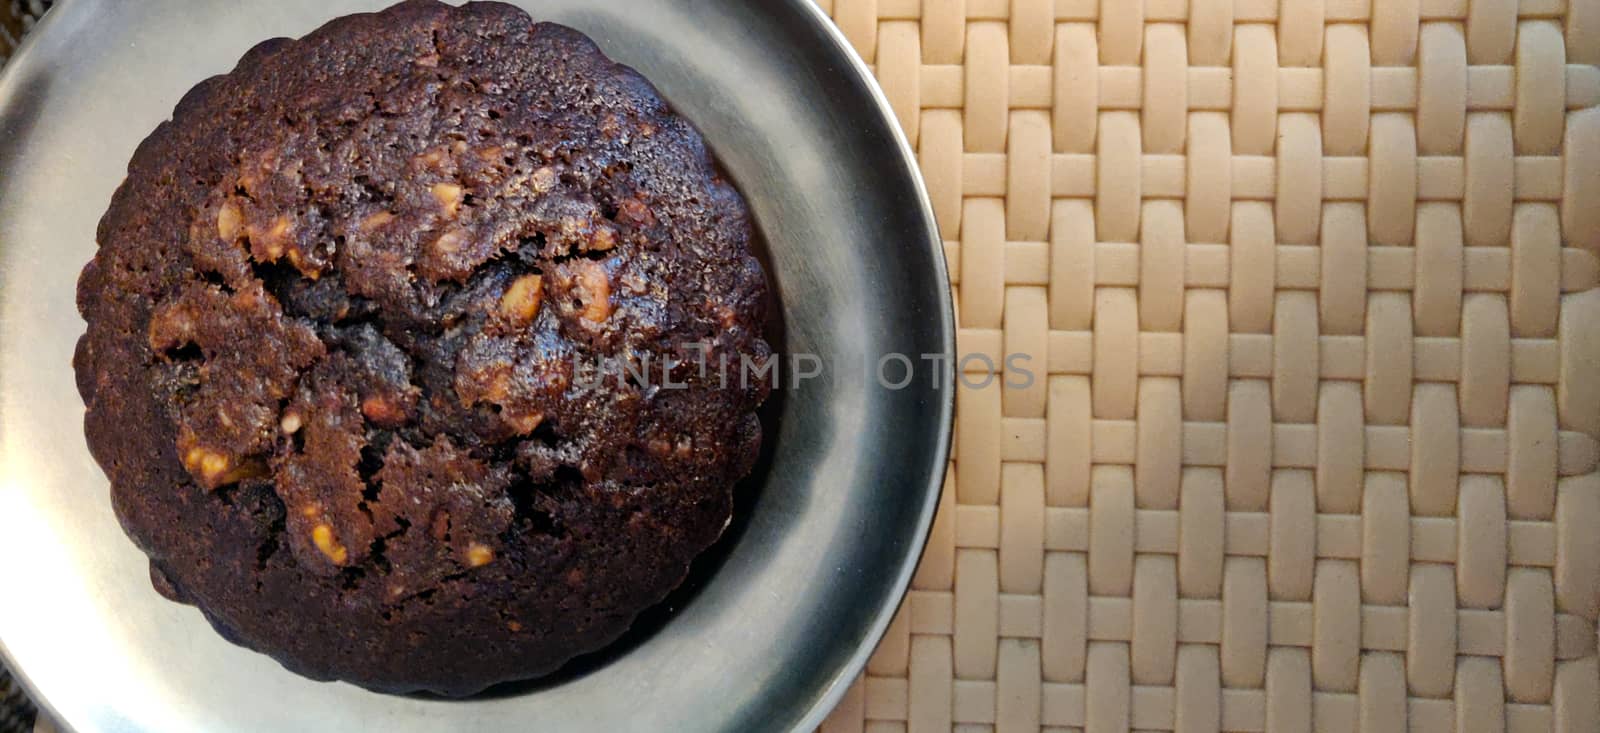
[0,1,953,731]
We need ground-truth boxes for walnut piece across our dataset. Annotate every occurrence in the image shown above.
[359,211,395,232]
[433,227,467,255]
[361,394,406,427]
[180,443,267,489]
[249,214,294,261]
[431,182,464,218]
[531,167,557,193]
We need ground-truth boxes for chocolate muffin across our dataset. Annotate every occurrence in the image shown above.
[73,0,769,695]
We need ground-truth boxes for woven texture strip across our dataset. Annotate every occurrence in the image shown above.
[814,0,1600,731]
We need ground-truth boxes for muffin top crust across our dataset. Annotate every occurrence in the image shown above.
[75,0,768,695]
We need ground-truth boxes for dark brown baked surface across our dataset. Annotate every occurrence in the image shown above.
[73,0,768,696]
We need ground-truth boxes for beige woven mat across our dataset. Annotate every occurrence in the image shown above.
[811,0,1600,731]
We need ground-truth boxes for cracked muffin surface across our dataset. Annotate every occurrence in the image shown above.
[73,0,769,695]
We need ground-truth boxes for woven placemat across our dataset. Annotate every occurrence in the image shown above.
[0,1,49,65]
[0,665,34,733]
[4,6,47,733]
[2,3,46,732]
[813,0,1600,731]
